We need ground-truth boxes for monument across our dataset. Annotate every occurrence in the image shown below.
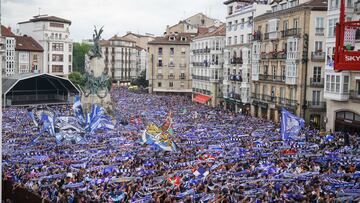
[82,26,112,112]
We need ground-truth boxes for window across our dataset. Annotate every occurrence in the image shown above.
[313,67,321,82]
[33,54,38,61]
[158,59,163,67]
[264,65,269,75]
[170,47,174,55]
[280,87,285,104]
[69,55,72,63]
[69,44,72,52]
[234,36,238,44]
[158,82,162,87]
[52,65,63,73]
[228,6,233,15]
[52,54,64,62]
[52,43,64,51]
[343,76,349,93]
[357,81,360,95]
[328,18,338,37]
[50,22,64,28]
[158,47,163,55]
[68,65,72,73]
[272,65,277,79]
[281,65,286,81]
[335,75,340,93]
[234,20,238,31]
[228,37,232,45]
[283,20,288,31]
[290,88,296,100]
[293,19,299,28]
[326,75,330,91]
[346,0,352,7]
[315,17,324,34]
[169,82,173,87]
[181,48,186,54]
[228,22,232,31]
[240,35,244,44]
[315,41,323,52]
[312,90,321,105]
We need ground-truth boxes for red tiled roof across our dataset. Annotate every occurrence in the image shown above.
[109,35,136,43]
[19,15,71,25]
[15,35,44,52]
[194,24,226,39]
[1,25,16,37]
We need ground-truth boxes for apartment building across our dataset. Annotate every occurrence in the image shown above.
[15,35,44,74]
[324,0,360,133]
[100,35,137,84]
[190,25,226,107]
[1,26,16,77]
[251,0,327,127]
[223,0,271,114]
[18,15,73,77]
[166,13,222,35]
[147,33,194,95]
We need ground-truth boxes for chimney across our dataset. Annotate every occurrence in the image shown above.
[8,26,11,31]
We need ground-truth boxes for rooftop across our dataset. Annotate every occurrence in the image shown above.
[148,33,194,45]
[194,24,226,39]
[18,15,71,25]
[15,35,44,52]
[1,25,16,37]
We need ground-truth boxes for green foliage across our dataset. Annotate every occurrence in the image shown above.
[131,70,149,88]
[68,71,85,88]
[73,43,92,73]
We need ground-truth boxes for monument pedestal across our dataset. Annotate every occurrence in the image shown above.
[81,93,112,114]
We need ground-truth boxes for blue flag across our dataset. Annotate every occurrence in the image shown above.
[280,108,304,140]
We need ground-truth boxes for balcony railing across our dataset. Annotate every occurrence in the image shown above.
[180,76,186,80]
[285,99,297,107]
[231,57,243,65]
[350,90,360,101]
[281,28,301,37]
[179,64,187,68]
[169,63,175,67]
[157,74,163,79]
[259,74,285,83]
[192,75,209,81]
[229,74,242,81]
[264,33,269,40]
[315,28,325,36]
[251,92,261,99]
[307,101,326,109]
[311,52,325,62]
[193,88,211,95]
[309,78,324,87]
[228,93,242,100]
[168,74,175,79]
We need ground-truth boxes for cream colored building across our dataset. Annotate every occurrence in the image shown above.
[223,0,271,114]
[323,0,360,133]
[251,0,327,127]
[190,25,226,107]
[147,33,194,95]
[100,35,137,84]
[166,13,222,35]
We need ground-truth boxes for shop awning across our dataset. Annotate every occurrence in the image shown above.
[193,94,212,104]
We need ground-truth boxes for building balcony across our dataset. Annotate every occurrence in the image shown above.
[231,57,243,65]
[262,94,277,103]
[169,63,175,67]
[179,64,187,68]
[355,2,360,14]
[269,52,287,59]
[307,101,326,109]
[315,28,325,36]
[324,91,349,101]
[268,31,280,40]
[287,51,300,60]
[251,92,261,99]
[180,76,186,80]
[168,74,175,79]
[157,74,163,79]
[264,33,269,40]
[309,78,324,87]
[229,74,242,82]
[193,88,211,96]
[252,32,262,41]
[311,51,325,62]
[192,75,209,81]
[350,90,360,101]
[285,99,298,108]
[281,28,301,38]
[259,74,285,83]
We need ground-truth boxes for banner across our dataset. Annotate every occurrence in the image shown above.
[280,108,304,140]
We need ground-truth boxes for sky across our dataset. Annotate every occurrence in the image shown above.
[2,0,226,42]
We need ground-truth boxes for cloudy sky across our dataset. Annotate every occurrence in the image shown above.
[3,0,226,42]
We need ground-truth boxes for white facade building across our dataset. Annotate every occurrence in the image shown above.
[1,26,16,76]
[190,25,226,107]
[223,0,270,113]
[18,15,73,77]
[324,0,360,132]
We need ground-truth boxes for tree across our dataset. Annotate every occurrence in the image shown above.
[131,70,149,88]
[73,43,92,73]
[68,71,85,88]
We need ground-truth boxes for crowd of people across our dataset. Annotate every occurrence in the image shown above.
[2,87,360,202]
